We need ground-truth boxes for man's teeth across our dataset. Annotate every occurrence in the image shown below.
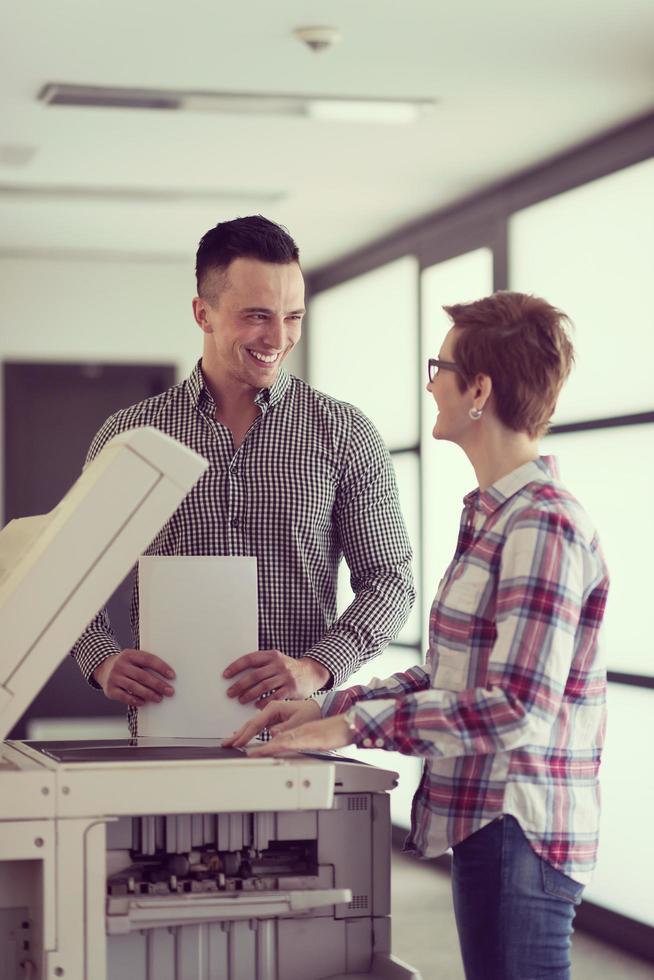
[248,350,278,363]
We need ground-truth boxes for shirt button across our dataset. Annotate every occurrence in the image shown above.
[230,518,240,528]
[362,738,373,748]
[374,738,384,748]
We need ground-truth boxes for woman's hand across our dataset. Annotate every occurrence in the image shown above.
[222,698,321,747]
[246,714,353,757]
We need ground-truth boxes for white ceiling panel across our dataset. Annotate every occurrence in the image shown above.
[1,0,653,269]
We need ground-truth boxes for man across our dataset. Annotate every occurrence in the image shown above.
[72,216,414,736]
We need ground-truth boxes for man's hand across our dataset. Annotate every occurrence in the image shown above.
[223,650,331,705]
[93,649,176,708]
[246,715,353,757]
[222,699,321,748]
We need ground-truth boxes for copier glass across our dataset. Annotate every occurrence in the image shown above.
[0,427,420,980]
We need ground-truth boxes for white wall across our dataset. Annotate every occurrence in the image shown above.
[0,254,198,371]
[0,252,306,514]
[0,253,307,374]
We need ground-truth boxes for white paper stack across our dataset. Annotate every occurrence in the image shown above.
[138,556,258,738]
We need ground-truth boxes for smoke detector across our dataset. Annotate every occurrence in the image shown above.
[293,26,342,53]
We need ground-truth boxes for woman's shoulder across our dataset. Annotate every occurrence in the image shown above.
[508,478,602,555]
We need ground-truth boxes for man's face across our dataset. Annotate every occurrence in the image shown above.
[194,257,305,389]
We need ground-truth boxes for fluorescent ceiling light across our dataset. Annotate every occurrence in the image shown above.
[39,84,436,124]
[0,184,284,206]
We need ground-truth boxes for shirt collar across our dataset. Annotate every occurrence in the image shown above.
[463,456,560,517]
[186,359,291,414]
[253,367,290,411]
[187,360,207,410]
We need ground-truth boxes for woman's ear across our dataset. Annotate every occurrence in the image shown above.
[474,374,492,408]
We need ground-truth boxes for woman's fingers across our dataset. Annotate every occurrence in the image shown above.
[223,700,320,748]
[247,728,304,756]
[223,718,266,748]
[222,703,282,747]
[247,716,352,757]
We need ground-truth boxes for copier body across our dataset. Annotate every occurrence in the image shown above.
[0,737,419,979]
[0,427,420,979]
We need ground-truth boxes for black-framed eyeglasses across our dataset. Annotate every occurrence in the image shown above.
[428,357,460,383]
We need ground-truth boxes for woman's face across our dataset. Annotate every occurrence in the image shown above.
[427,326,474,444]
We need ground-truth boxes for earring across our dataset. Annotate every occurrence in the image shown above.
[469,407,483,420]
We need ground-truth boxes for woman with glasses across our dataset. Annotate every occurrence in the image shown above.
[224,291,609,980]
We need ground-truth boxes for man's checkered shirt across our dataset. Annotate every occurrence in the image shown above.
[71,362,415,735]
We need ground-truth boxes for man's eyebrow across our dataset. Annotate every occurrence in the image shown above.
[239,306,306,315]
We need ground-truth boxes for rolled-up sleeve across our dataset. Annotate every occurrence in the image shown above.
[338,509,595,757]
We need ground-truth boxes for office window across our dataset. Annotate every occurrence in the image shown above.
[510,158,654,425]
[336,450,421,647]
[420,248,494,640]
[511,158,654,943]
[341,644,423,829]
[308,256,419,451]
[309,257,422,651]
[544,424,654,677]
[583,683,654,926]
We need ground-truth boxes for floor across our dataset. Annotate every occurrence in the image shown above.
[390,849,654,980]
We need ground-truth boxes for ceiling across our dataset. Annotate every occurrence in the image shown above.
[1,0,653,272]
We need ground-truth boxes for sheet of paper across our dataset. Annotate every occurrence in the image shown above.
[137,556,258,738]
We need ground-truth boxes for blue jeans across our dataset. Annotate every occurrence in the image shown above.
[451,815,584,980]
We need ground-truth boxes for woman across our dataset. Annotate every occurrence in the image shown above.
[224,291,609,980]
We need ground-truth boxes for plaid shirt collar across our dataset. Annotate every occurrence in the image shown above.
[463,455,561,517]
[187,359,291,416]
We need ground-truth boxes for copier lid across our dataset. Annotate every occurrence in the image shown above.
[0,427,208,739]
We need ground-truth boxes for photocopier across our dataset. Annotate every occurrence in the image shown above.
[0,426,420,980]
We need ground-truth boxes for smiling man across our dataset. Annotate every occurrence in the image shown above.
[71,216,414,735]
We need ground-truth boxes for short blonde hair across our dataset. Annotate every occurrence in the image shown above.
[444,291,575,439]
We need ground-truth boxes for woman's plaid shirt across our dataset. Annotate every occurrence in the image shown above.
[324,457,609,884]
[71,362,414,736]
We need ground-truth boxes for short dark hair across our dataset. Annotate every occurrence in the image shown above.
[195,215,300,299]
[444,291,575,439]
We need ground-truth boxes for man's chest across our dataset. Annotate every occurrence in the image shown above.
[149,414,342,547]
